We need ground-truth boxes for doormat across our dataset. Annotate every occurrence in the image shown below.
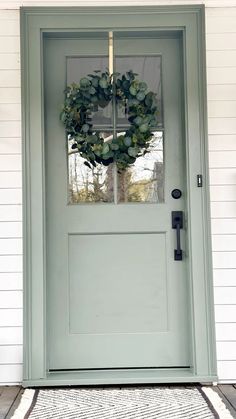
[12,386,234,419]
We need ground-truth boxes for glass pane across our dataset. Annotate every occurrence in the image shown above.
[118,132,164,203]
[67,56,111,127]
[68,132,114,203]
[115,56,163,129]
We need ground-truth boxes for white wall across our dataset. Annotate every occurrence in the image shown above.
[0,9,22,385]
[0,2,236,384]
[206,9,236,382]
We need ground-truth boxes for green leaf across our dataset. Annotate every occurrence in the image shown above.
[89,86,96,95]
[82,124,90,133]
[139,124,148,133]
[80,77,91,88]
[124,137,132,147]
[102,143,110,155]
[128,147,138,157]
[99,78,108,89]
[129,86,137,96]
[133,116,143,126]
[139,82,147,91]
[110,143,119,151]
[136,91,145,101]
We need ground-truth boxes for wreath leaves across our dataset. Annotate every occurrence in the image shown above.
[60,70,158,171]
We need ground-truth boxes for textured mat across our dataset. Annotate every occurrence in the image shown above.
[20,386,222,419]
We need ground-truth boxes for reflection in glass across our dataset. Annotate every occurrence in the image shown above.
[67,54,164,204]
[67,56,111,127]
[118,132,164,203]
[68,132,114,203]
[115,56,163,129]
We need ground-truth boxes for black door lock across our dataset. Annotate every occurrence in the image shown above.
[171,189,182,199]
[172,211,183,261]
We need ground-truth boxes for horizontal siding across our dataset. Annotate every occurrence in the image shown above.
[212,235,236,251]
[217,361,236,381]
[2,0,236,7]
[0,138,21,154]
[208,85,236,101]
[208,101,236,118]
[211,219,236,234]
[0,104,21,120]
[0,345,22,364]
[211,202,236,218]
[0,364,22,385]
[0,172,22,188]
[207,51,236,68]
[0,309,23,327]
[0,189,22,204]
[210,169,236,185]
[0,327,22,344]
[214,288,236,304]
[215,305,236,322]
[0,54,20,70]
[0,239,22,255]
[0,88,21,104]
[210,185,236,202]
[209,135,236,151]
[208,6,236,382]
[214,270,236,287]
[217,342,236,360]
[0,122,21,137]
[0,9,22,385]
[0,205,22,221]
[207,68,236,85]
[0,291,22,308]
[0,273,22,290]
[206,16,236,33]
[0,222,22,238]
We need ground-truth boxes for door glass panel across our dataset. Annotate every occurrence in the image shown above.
[115,56,163,129]
[66,53,164,204]
[67,56,111,127]
[68,132,114,203]
[118,131,164,203]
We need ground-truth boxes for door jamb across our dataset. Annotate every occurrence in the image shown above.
[20,5,217,386]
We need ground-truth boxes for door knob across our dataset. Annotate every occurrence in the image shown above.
[172,211,183,261]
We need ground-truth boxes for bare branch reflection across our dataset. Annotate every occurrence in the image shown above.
[68,132,164,204]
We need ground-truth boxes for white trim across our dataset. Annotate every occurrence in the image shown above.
[11,389,35,419]
[202,387,234,419]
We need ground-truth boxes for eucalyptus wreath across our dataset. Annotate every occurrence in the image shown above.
[60,70,158,171]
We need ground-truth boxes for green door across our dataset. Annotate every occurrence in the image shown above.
[44,33,190,370]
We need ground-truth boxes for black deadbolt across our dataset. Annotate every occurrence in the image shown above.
[171,189,182,199]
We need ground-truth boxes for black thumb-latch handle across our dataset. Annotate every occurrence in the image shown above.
[172,211,183,261]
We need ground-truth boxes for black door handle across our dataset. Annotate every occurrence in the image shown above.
[172,211,183,261]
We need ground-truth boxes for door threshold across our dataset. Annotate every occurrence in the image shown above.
[23,368,217,387]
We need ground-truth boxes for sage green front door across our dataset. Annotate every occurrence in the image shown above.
[45,33,190,371]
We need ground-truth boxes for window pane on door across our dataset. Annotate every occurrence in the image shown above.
[66,55,164,204]
[68,132,114,203]
[115,55,163,129]
[118,132,164,203]
[67,56,111,127]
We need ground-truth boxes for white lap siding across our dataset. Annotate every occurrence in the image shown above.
[206,8,236,382]
[0,10,22,384]
[0,2,236,384]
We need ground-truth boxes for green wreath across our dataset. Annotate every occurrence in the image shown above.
[60,70,158,171]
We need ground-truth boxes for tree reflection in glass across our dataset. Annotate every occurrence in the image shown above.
[68,131,164,204]
[118,132,164,203]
